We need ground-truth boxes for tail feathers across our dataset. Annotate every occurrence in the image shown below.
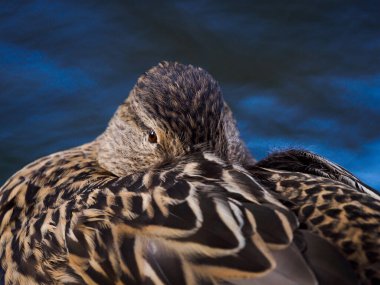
[253,149,379,200]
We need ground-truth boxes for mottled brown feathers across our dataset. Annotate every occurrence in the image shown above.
[0,62,379,285]
[250,150,380,283]
[0,147,302,285]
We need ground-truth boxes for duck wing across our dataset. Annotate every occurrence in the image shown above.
[0,145,356,284]
[249,149,380,284]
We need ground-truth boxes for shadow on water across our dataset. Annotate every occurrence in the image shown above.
[0,0,379,188]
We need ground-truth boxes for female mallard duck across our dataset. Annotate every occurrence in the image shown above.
[0,62,379,285]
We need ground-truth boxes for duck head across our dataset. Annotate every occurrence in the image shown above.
[97,61,252,176]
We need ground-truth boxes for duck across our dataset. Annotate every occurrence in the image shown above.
[0,61,379,285]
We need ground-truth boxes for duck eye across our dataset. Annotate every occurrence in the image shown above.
[148,130,157,143]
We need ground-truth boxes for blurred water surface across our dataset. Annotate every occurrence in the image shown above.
[1,1,379,188]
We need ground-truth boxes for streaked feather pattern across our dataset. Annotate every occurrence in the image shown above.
[0,144,310,285]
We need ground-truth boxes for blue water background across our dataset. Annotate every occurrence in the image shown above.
[1,1,379,189]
